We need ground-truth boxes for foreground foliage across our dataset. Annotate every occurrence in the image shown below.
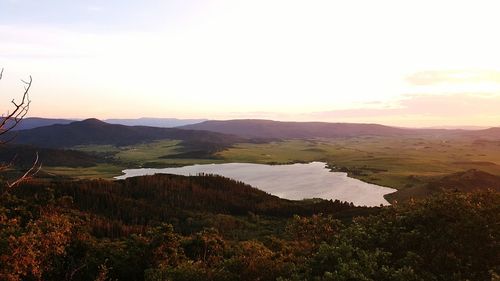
[0,175,498,280]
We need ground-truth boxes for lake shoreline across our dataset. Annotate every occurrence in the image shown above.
[116,161,397,207]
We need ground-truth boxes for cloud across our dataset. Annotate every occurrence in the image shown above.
[406,70,500,86]
[308,93,500,121]
[399,93,500,116]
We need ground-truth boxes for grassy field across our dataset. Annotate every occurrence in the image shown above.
[48,136,500,200]
[218,136,500,191]
[43,164,125,179]
[64,140,225,179]
[114,140,182,164]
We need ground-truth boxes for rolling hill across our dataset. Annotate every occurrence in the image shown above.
[12,118,500,140]
[178,119,441,139]
[6,117,206,131]
[6,118,246,150]
[426,169,500,193]
[180,119,500,139]
[387,169,500,202]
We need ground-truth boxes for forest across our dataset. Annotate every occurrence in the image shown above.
[0,174,498,281]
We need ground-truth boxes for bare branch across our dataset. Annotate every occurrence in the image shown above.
[0,73,32,140]
[6,152,42,190]
[0,68,38,192]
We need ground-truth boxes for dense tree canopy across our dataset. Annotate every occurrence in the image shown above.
[0,173,498,281]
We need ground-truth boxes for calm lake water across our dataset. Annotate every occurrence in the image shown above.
[115,162,396,206]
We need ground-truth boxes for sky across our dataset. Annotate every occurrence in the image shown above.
[1,0,500,127]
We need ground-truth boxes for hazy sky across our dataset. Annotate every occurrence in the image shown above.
[1,0,500,127]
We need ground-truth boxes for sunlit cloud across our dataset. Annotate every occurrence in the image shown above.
[306,93,500,127]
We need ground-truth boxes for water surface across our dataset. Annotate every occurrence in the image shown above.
[116,162,396,206]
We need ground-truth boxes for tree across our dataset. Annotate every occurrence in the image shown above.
[0,68,40,193]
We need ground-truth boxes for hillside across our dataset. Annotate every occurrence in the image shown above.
[6,119,246,150]
[427,169,500,192]
[18,174,364,221]
[388,169,500,202]
[0,144,102,168]
[3,177,498,281]
[179,119,455,139]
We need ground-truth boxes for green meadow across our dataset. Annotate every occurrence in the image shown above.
[219,137,500,190]
[56,136,500,200]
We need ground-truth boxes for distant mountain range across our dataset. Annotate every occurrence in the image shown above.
[180,119,500,139]
[7,118,500,147]
[179,119,408,138]
[9,117,206,131]
[7,118,244,149]
[179,119,475,139]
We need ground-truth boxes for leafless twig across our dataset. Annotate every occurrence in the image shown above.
[0,69,32,140]
[0,68,39,193]
[6,152,42,190]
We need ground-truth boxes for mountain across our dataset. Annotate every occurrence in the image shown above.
[7,117,76,131]
[179,119,430,139]
[180,119,500,139]
[13,118,500,140]
[5,117,205,131]
[7,118,245,150]
[104,117,207,127]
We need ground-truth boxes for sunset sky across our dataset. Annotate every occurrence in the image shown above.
[1,0,500,127]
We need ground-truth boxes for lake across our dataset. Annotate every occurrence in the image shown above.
[115,162,397,206]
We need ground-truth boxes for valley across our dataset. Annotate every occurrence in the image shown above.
[7,119,498,203]
[3,3,500,279]
[2,119,500,280]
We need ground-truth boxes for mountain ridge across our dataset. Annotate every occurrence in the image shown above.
[178,119,442,138]
[179,119,500,139]
[9,117,206,131]
[6,119,246,150]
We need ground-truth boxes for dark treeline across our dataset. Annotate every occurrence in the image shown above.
[0,144,103,168]
[0,174,498,281]
[14,174,365,229]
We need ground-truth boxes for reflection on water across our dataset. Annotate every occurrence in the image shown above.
[116,162,396,206]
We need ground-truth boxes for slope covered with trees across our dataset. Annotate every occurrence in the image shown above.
[1,174,498,281]
[0,144,103,168]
